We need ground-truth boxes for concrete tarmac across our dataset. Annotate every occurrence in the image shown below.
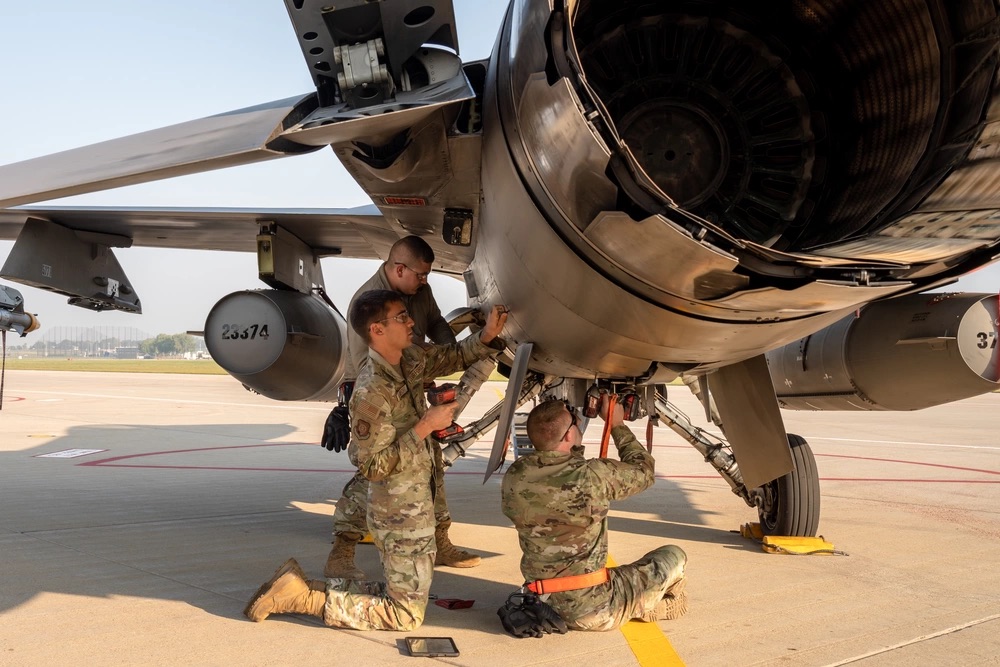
[1,370,999,666]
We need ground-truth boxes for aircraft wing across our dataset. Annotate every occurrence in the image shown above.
[0,205,413,266]
[0,97,323,209]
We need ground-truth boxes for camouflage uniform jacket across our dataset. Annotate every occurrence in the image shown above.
[501,426,655,587]
[350,334,494,534]
[344,264,455,378]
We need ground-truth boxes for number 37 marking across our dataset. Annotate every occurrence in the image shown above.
[976,331,997,349]
[220,324,269,340]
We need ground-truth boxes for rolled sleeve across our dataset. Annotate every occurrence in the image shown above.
[586,426,655,500]
[421,332,496,380]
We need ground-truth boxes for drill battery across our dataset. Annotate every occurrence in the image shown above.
[618,391,642,421]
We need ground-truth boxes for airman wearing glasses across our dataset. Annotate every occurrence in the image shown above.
[245,289,508,631]
[343,236,454,379]
[324,235,488,579]
[500,396,689,632]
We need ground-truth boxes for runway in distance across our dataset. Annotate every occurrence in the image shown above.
[1,0,999,536]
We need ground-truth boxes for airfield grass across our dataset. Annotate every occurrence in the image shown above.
[7,359,992,391]
[2,357,508,380]
[3,358,228,375]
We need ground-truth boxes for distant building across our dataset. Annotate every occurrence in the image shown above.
[115,347,141,359]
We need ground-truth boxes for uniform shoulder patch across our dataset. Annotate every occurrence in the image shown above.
[355,420,371,440]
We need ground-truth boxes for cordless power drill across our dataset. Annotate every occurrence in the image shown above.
[426,383,464,441]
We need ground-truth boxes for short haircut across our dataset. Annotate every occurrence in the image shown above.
[526,399,572,451]
[349,289,404,342]
[388,235,435,265]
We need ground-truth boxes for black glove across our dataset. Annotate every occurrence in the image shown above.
[527,597,568,635]
[498,599,544,638]
[322,405,350,452]
[497,592,567,638]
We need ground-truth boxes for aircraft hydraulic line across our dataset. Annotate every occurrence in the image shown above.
[653,392,751,505]
[440,373,546,466]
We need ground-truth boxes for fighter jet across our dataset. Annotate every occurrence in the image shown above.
[1,0,999,537]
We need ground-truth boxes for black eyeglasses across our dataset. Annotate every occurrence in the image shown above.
[561,400,579,441]
[378,309,411,324]
[395,262,430,281]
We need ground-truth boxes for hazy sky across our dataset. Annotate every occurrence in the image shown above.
[1,0,997,340]
[0,1,507,337]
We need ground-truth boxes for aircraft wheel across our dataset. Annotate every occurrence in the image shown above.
[755,434,820,536]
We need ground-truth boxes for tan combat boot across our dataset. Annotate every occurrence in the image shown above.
[244,558,326,622]
[434,526,481,568]
[323,532,365,579]
[650,578,688,621]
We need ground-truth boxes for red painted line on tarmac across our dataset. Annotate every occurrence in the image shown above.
[817,452,1000,477]
[652,473,1000,484]
[655,474,722,480]
[80,442,356,473]
[821,478,1000,483]
[79,442,515,474]
[652,451,1000,483]
[89,465,360,473]
[79,442,305,466]
[74,442,1000,483]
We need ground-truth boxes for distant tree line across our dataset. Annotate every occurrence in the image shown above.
[139,333,197,357]
[7,333,201,358]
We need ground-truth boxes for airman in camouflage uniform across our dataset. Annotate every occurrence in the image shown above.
[245,290,507,630]
[326,236,485,577]
[501,397,688,631]
[343,238,455,380]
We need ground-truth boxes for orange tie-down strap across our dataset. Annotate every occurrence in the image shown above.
[526,567,610,595]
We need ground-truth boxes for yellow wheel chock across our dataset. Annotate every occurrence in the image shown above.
[739,522,845,555]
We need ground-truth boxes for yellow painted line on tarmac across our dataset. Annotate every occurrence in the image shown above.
[607,556,686,667]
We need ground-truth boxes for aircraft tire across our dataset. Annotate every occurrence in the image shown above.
[756,434,820,537]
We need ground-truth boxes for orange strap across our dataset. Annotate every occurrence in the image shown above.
[599,394,616,458]
[526,567,609,595]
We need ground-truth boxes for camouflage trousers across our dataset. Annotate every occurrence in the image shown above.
[322,528,436,631]
[333,443,450,536]
[549,545,687,631]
